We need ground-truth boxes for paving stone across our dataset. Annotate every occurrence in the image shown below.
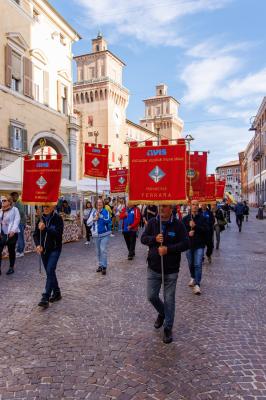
[0,209,265,399]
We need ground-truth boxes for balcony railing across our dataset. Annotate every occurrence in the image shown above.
[252,147,264,161]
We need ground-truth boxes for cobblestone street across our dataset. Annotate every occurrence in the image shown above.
[0,211,265,400]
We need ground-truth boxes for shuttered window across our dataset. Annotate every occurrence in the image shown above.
[8,124,28,152]
[23,57,33,98]
[57,80,68,115]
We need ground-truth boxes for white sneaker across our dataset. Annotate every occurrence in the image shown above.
[84,241,89,245]
[110,234,115,237]
[188,278,195,287]
[193,285,201,295]
[16,252,24,258]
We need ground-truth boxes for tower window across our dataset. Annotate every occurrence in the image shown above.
[96,45,99,51]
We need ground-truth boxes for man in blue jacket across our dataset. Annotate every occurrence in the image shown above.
[87,198,111,275]
[141,205,189,344]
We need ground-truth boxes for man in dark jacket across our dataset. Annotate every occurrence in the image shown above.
[33,206,64,308]
[234,201,245,232]
[141,204,189,344]
[200,204,215,263]
[183,200,208,295]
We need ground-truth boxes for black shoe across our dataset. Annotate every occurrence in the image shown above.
[101,268,106,275]
[6,268,14,275]
[163,328,173,344]
[0,269,1,276]
[38,296,49,309]
[96,266,103,272]
[49,291,62,303]
[154,314,164,329]
[128,255,134,260]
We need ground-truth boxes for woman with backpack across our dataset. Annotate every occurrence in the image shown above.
[83,201,94,245]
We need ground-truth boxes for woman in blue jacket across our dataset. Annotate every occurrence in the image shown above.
[87,198,111,275]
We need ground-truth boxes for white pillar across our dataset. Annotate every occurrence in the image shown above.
[68,115,80,181]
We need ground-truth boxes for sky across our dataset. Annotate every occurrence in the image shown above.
[50,0,266,172]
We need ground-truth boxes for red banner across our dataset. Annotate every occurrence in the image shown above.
[215,179,226,201]
[84,144,109,179]
[200,174,216,203]
[22,156,62,205]
[128,140,187,204]
[186,151,207,200]
[109,168,128,193]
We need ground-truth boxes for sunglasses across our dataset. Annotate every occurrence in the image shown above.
[1,199,8,202]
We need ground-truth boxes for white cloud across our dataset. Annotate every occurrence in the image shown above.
[74,0,230,46]
[181,56,240,103]
[190,123,251,172]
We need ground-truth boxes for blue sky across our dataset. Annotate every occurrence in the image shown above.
[50,0,266,172]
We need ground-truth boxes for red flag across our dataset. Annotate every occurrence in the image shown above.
[215,179,226,201]
[128,140,187,204]
[21,156,62,205]
[200,174,216,203]
[186,151,207,200]
[109,168,128,193]
[84,143,109,179]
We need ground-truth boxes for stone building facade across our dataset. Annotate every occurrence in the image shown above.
[0,0,80,179]
[215,160,241,201]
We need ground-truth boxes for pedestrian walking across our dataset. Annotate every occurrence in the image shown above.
[183,200,208,295]
[243,201,249,222]
[234,201,245,232]
[120,204,141,260]
[141,205,189,344]
[10,192,26,258]
[201,204,215,263]
[0,195,20,275]
[33,205,64,308]
[213,204,226,249]
[83,201,94,244]
[87,198,111,275]
[223,203,231,224]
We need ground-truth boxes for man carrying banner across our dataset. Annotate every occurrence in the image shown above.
[183,200,208,295]
[33,205,64,308]
[141,205,189,344]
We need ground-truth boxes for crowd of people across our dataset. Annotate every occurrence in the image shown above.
[0,193,250,343]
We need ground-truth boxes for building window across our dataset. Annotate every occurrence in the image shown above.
[62,86,67,115]
[116,134,119,138]
[33,8,40,22]
[11,77,20,92]
[89,67,95,79]
[96,45,99,52]
[34,83,40,101]
[11,51,22,92]
[156,106,160,116]
[60,34,66,46]
[9,124,27,152]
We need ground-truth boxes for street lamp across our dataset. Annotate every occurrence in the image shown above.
[249,116,263,219]
[185,134,195,199]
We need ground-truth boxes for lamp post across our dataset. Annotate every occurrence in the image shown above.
[249,117,263,219]
[185,134,195,200]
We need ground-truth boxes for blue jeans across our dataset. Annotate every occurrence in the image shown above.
[41,250,61,299]
[17,223,25,253]
[147,268,178,330]
[186,248,205,286]
[95,235,110,269]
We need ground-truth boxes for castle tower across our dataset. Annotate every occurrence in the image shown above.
[73,33,129,177]
[140,84,184,140]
